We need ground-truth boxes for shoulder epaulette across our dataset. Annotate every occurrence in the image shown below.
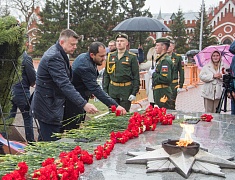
[128,51,137,56]
[176,53,181,56]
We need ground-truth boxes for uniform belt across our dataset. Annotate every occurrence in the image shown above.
[153,84,169,90]
[172,79,178,83]
[110,80,131,87]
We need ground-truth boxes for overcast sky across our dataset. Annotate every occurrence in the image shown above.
[144,0,223,14]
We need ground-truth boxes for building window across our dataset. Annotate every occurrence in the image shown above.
[223,39,232,45]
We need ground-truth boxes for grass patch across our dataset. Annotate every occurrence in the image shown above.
[88,99,109,118]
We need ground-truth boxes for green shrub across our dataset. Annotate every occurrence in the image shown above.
[0,16,25,127]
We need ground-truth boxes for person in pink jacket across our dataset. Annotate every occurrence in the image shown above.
[199,50,229,113]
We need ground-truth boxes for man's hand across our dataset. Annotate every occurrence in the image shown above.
[83,103,99,114]
[128,95,136,101]
[116,105,127,115]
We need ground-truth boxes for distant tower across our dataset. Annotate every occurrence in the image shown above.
[156,8,164,39]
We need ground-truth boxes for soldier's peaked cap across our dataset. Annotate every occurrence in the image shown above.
[115,33,128,40]
[156,37,170,44]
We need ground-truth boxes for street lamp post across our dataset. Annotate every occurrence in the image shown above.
[199,0,204,51]
[67,0,70,29]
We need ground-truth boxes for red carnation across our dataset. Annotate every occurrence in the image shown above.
[111,105,116,112]
[115,110,121,116]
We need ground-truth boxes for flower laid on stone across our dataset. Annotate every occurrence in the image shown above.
[110,105,121,116]
[94,140,115,160]
[93,105,175,160]
[1,105,175,179]
[200,114,213,122]
[2,162,28,180]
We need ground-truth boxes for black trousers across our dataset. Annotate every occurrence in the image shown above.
[37,120,61,141]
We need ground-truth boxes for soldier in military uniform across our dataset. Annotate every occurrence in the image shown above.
[167,41,185,109]
[103,33,140,111]
[151,37,173,109]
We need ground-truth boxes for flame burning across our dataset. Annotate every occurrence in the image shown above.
[176,123,194,147]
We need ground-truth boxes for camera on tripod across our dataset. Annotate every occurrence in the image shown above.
[222,68,235,91]
[216,68,235,113]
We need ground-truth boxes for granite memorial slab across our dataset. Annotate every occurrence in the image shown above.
[77,111,235,180]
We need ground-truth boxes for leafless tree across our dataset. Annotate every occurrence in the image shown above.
[0,0,11,17]
[8,0,41,23]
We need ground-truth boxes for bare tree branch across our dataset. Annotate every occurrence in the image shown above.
[8,0,40,23]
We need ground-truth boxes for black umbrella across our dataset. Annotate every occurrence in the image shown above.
[112,16,171,32]
[186,49,199,64]
[112,16,171,44]
[129,49,138,54]
[186,49,200,56]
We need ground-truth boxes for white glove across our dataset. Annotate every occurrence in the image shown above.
[177,88,182,93]
[128,95,136,101]
[148,67,155,75]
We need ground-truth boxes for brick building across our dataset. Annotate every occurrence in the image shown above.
[150,0,235,45]
[26,6,41,53]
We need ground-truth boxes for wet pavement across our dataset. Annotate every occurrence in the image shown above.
[78,111,235,180]
[175,84,231,114]
[130,83,232,115]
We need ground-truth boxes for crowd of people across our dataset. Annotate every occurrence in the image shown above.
[1,28,235,146]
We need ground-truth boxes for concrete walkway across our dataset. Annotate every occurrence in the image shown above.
[176,84,231,114]
[131,83,232,115]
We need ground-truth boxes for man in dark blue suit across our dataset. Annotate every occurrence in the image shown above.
[63,42,126,130]
[31,29,98,141]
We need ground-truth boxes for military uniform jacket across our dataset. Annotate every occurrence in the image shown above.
[171,53,184,88]
[152,54,173,86]
[103,50,140,96]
